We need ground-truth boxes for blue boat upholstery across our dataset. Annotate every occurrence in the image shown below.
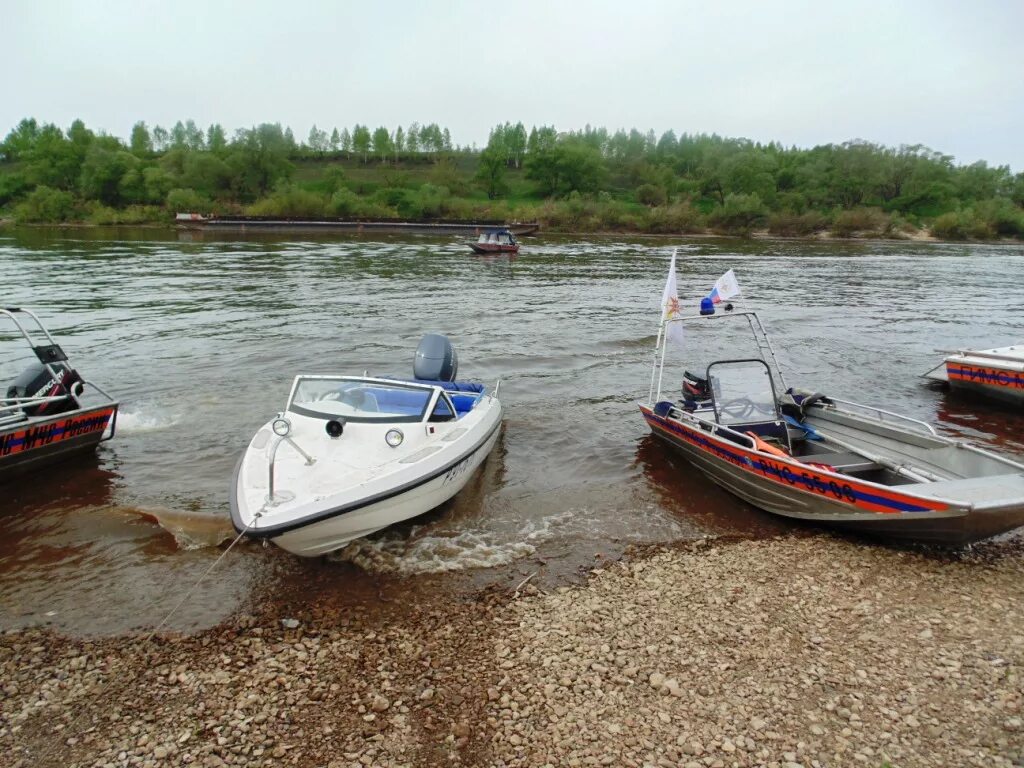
[358,385,482,418]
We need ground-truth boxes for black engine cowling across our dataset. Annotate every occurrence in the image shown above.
[6,361,82,416]
[413,334,458,382]
[682,370,711,399]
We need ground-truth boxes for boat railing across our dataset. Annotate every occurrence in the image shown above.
[0,394,75,414]
[81,379,116,402]
[819,397,938,436]
[659,403,758,450]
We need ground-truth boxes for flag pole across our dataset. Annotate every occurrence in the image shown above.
[655,317,670,403]
[648,321,664,405]
[648,247,677,405]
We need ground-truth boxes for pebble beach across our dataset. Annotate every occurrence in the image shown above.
[3,535,1023,768]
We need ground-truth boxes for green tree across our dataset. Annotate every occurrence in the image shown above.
[1,118,41,161]
[170,121,188,149]
[24,123,84,190]
[656,129,678,157]
[207,123,227,152]
[393,126,405,160]
[352,125,371,162]
[129,121,152,155]
[371,126,392,161]
[707,193,768,236]
[308,124,328,155]
[329,127,340,152]
[507,122,527,168]
[406,123,420,153]
[184,119,205,150]
[339,127,352,156]
[15,185,76,222]
[475,147,508,199]
[79,141,140,205]
[526,140,606,197]
[152,125,169,152]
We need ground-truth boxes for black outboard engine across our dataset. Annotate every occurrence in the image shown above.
[682,370,711,400]
[6,361,82,416]
[413,334,458,382]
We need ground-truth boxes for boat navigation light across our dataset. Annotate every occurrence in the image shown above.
[700,297,715,316]
[326,420,345,439]
[385,428,404,448]
[272,417,292,437]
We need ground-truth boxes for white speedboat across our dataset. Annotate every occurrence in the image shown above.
[230,335,502,556]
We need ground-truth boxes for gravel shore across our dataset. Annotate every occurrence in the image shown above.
[2,535,1022,768]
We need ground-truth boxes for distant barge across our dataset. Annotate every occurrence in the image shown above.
[176,213,539,236]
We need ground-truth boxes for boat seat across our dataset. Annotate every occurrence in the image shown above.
[450,393,481,415]
[734,420,791,450]
[801,451,880,474]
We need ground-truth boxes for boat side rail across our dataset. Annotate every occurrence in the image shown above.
[658,404,758,450]
[816,397,938,436]
[81,379,116,402]
[0,394,74,413]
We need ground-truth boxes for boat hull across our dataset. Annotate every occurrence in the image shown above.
[270,421,500,556]
[0,404,117,481]
[640,405,1024,545]
[945,360,1024,406]
[232,418,501,556]
[468,243,519,255]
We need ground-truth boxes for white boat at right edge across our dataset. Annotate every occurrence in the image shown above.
[924,345,1024,406]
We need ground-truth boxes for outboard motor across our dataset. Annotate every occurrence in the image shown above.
[414,334,458,382]
[6,361,82,416]
[682,370,711,400]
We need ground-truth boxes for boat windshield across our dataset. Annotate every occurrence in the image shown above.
[708,360,779,425]
[288,378,433,423]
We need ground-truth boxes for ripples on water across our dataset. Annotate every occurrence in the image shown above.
[0,229,1022,634]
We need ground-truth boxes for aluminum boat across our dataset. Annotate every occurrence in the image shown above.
[1,308,117,481]
[924,345,1024,407]
[230,335,502,556]
[640,307,1024,545]
[468,229,519,255]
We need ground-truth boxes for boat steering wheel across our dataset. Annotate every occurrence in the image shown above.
[718,397,773,421]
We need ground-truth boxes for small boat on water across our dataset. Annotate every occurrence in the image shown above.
[640,271,1024,545]
[230,335,503,556]
[923,345,1024,407]
[468,229,519,255]
[1,308,118,480]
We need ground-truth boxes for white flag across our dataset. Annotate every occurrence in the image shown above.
[708,268,741,304]
[660,249,685,348]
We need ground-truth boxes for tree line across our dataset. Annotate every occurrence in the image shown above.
[1,116,1022,240]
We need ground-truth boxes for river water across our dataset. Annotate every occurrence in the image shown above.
[1,228,1022,635]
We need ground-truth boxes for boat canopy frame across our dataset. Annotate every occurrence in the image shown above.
[647,310,787,407]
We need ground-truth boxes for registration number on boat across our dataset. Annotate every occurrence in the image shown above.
[442,456,471,486]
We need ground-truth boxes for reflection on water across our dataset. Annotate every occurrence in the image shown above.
[0,228,1021,634]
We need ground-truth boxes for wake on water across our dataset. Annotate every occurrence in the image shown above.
[115,406,182,434]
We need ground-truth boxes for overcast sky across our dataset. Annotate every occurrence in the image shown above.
[7,0,1023,170]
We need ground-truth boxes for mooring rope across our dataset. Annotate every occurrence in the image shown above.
[144,514,260,642]
[30,513,261,767]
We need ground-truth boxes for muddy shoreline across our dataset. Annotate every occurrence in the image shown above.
[3,534,1022,768]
